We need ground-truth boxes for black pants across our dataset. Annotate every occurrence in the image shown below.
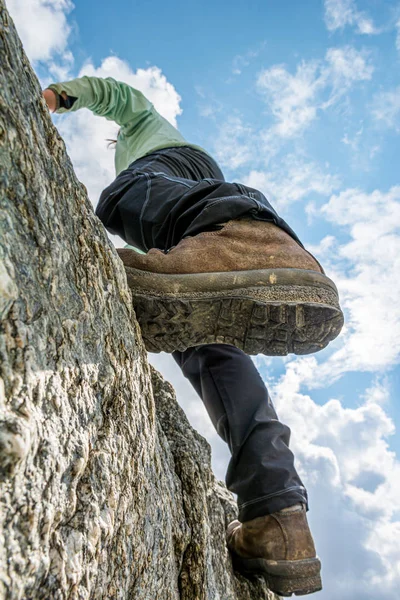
[96,146,303,252]
[96,146,308,522]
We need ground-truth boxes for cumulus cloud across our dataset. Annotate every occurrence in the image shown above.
[256,59,322,138]
[309,186,400,378]
[7,0,74,63]
[324,0,378,35]
[212,115,257,171]
[211,45,374,173]
[81,57,182,128]
[243,155,340,209]
[324,46,374,99]
[256,46,373,140]
[271,358,397,518]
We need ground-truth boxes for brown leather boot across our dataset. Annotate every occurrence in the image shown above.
[226,504,322,596]
[117,218,343,354]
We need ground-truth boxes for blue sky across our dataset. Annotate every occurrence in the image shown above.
[7,0,400,598]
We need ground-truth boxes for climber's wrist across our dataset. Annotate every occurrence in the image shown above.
[43,89,73,112]
[42,88,59,112]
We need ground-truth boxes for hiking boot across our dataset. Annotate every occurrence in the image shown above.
[117,217,343,354]
[226,504,322,596]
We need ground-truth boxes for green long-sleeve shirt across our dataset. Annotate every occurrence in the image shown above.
[48,75,210,175]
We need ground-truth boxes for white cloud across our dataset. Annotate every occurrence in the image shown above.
[256,46,373,141]
[7,0,74,63]
[210,45,373,172]
[211,47,372,206]
[306,233,337,253]
[81,57,182,128]
[313,186,400,378]
[372,86,400,132]
[46,50,75,82]
[213,115,256,170]
[324,0,378,35]
[362,378,390,406]
[214,46,373,181]
[324,47,373,101]
[341,124,381,170]
[256,59,322,138]
[271,358,396,506]
[243,155,340,208]
[198,103,220,118]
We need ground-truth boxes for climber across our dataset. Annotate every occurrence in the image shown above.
[42,76,341,596]
[42,79,343,358]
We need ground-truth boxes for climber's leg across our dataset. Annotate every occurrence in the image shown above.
[96,146,343,356]
[172,343,307,520]
[172,343,322,596]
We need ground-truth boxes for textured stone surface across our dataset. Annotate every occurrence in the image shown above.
[0,3,277,598]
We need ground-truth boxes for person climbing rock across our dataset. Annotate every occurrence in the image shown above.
[43,76,343,596]
[43,78,343,358]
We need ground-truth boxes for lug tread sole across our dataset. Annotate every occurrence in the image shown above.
[130,290,343,355]
[231,555,322,596]
[124,267,344,355]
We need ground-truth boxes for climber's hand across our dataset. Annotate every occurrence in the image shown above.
[42,89,68,113]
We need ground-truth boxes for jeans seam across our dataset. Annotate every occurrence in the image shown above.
[239,486,306,508]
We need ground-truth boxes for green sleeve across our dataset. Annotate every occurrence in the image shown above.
[47,76,153,126]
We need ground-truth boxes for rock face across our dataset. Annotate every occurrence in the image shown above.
[0,4,277,599]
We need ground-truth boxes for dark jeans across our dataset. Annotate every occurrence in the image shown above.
[96,146,308,522]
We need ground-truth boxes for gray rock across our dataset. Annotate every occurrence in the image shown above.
[0,3,277,598]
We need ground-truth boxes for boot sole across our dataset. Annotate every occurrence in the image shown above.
[124,267,344,355]
[230,554,322,596]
